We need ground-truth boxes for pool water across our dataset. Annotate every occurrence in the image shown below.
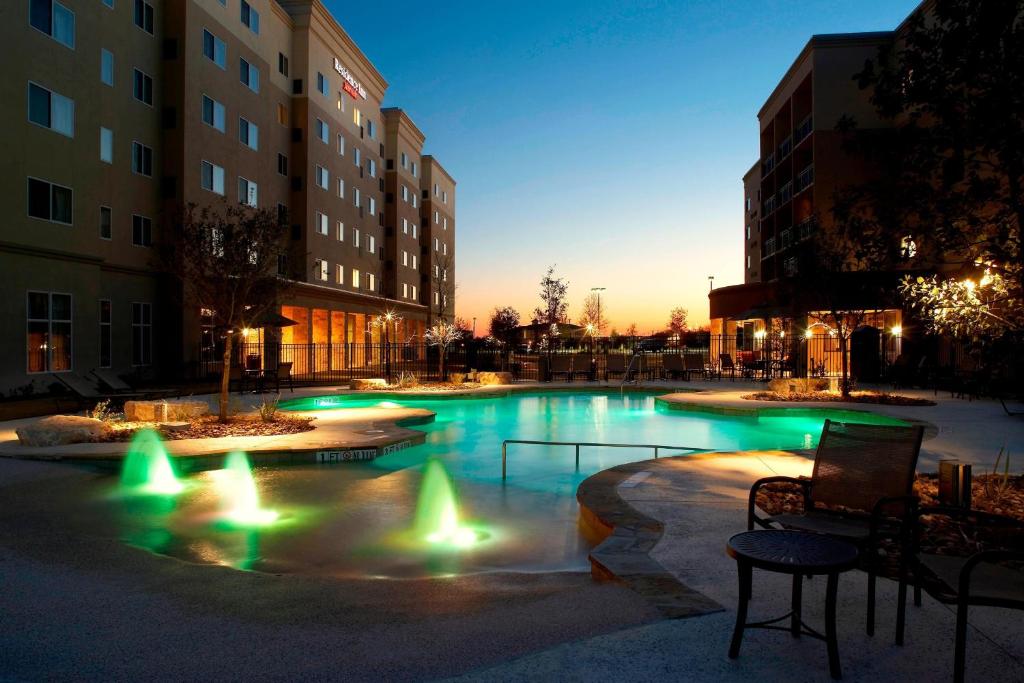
[110,391,908,578]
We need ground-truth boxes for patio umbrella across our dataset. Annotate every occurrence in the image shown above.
[247,311,298,328]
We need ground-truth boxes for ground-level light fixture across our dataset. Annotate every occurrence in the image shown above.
[753,330,767,340]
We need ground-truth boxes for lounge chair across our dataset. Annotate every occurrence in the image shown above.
[91,368,179,399]
[572,354,595,381]
[662,354,686,380]
[683,353,708,380]
[548,354,573,382]
[897,507,1024,682]
[605,354,627,381]
[748,419,925,638]
[53,372,147,407]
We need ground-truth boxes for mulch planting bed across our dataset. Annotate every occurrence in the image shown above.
[742,391,936,406]
[97,415,316,442]
[756,474,1024,584]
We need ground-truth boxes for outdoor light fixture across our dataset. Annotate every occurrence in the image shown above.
[241,327,251,338]
[804,329,814,338]
[891,325,902,336]
[754,330,766,340]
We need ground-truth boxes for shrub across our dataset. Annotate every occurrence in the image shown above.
[256,394,282,423]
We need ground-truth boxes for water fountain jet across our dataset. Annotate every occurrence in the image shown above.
[414,458,485,548]
[217,451,278,526]
[119,429,183,495]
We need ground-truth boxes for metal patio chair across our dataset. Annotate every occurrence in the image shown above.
[897,506,1024,683]
[748,419,925,638]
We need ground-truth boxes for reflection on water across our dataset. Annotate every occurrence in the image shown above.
[107,391,908,578]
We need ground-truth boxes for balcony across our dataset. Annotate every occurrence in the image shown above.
[796,164,815,193]
[762,152,775,175]
[779,181,793,205]
[777,135,792,160]
[762,194,776,215]
[795,114,813,144]
[763,237,776,256]
[780,228,793,249]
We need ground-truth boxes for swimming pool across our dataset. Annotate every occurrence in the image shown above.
[110,391,909,578]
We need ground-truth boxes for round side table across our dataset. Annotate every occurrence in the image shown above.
[726,529,859,680]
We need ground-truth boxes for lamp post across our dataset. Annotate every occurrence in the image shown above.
[708,275,715,292]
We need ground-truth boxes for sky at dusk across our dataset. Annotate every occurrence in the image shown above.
[325,0,920,335]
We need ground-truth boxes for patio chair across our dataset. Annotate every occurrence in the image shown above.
[719,353,738,380]
[549,354,573,382]
[572,354,595,381]
[91,368,179,399]
[683,353,708,380]
[748,419,925,637]
[897,506,1024,682]
[271,362,294,393]
[663,354,686,380]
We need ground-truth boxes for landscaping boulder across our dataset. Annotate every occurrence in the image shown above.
[124,400,208,422]
[351,378,388,390]
[767,377,840,394]
[16,415,112,446]
[449,373,467,385]
[477,372,513,386]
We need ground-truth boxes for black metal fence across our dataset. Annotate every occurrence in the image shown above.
[197,332,969,387]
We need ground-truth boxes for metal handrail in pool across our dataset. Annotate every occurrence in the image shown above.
[500,439,708,480]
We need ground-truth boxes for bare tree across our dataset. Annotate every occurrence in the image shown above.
[158,201,289,421]
[425,322,461,380]
[430,252,457,324]
[577,293,608,335]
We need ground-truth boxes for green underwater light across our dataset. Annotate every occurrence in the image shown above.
[119,429,184,495]
[414,458,486,548]
[216,451,279,527]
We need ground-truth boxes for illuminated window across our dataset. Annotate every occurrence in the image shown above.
[351,268,360,288]
[27,291,72,373]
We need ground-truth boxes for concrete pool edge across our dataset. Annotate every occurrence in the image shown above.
[0,407,436,468]
[576,457,725,619]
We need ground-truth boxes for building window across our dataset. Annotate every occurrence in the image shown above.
[133,69,153,105]
[99,299,112,368]
[203,29,226,69]
[202,95,225,132]
[277,153,288,176]
[412,254,418,269]
[336,221,344,241]
[353,108,361,127]
[27,177,72,224]
[316,71,329,97]
[411,161,417,177]
[367,235,375,254]
[30,0,75,49]
[337,178,344,198]
[314,259,328,281]
[27,291,72,373]
[353,188,360,208]
[353,229,360,248]
[101,49,114,86]
[315,211,328,235]
[351,268,360,288]
[238,116,258,150]
[240,0,259,34]
[201,160,225,195]
[278,53,288,76]
[443,191,448,204]
[335,264,344,284]
[239,58,259,92]
[131,302,152,366]
[401,152,408,168]
[336,94,345,112]
[353,147,361,167]
[368,197,376,216]
[131,141,152,176]
[367,273,375,291]
[276,103,288,126]
[315,118,328,143]
[402,283,408,298]
[411,285,417,300]
[99,127,113,163]
[402,250,408,266]
[411,194,417,209]
[337,134,345,156]
[238,177,257,207]
[366,119,375,140]
[28,82,74,137]
[132,214,152,246]
[401,185,408,202]
[368,158,376,178]
[315,165,328,190]
[402,218,408,234]
[747,255,751,269]
[443,217,448,230]
[434,183,439,197]
[133,0,154,34]
[99,206,112,239]
[411,224,417,238]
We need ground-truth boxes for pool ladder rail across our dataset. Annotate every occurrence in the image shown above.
[500,439,708,480]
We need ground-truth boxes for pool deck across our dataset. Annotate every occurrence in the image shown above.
[471,450,1024,681]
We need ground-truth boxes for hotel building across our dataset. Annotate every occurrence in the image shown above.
[1,0,455,393]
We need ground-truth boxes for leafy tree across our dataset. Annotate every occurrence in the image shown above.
[158,201,289,421]
[849,0,1024,336]
[576,293,608,335]
[489,306,521,347]
[533,265,569,326]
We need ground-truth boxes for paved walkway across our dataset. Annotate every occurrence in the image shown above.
[459,452,1024,681]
